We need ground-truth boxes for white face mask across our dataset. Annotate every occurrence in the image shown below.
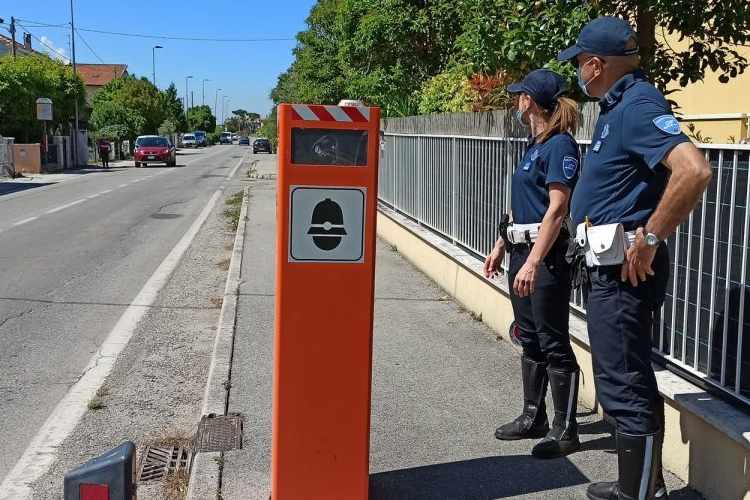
[577,58,600,97]
[515,96,530,127]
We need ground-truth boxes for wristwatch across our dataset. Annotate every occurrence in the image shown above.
[645,232,661,247]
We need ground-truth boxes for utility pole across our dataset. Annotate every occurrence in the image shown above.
[152,45,163,87]
[214,88,221,121]
[202,78,210,107]
[10,17,17,58]
[191,91,194,110]
[185,75,193,128]
[70,0,80,168]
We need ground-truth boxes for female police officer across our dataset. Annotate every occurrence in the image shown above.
[483,69,581,459]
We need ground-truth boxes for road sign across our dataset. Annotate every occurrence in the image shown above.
[36,98,52,121]
[289,186,365,263]
[274,102,380,500]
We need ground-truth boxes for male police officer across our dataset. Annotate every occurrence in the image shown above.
[558,17,712,500]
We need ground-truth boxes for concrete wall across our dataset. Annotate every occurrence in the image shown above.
[378,208,750,500]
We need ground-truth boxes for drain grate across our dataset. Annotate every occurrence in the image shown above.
[195,413,243,452]
[137,445,192,483]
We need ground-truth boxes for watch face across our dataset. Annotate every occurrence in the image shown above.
[646,233,659,246]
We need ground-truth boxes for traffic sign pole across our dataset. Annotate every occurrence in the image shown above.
[273,103,380,499]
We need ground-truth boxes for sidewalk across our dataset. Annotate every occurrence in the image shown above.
[217,159,699,499]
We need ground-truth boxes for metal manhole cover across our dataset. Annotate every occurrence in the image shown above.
[137,445,192,483]
[195,413,243,452]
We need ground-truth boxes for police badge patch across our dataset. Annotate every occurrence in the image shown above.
[601,123,610,139]
[652,115,681,135]
[562,156,578,179]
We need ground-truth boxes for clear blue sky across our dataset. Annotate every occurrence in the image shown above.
[2,0,316,119]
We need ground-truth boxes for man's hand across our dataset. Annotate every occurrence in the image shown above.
[621,227,657,286]
[513,258,540,297]
[484,239,505,279]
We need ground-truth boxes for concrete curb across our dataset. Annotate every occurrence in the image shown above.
[187,187,249,500]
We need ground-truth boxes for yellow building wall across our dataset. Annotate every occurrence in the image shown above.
[662,33,750,143]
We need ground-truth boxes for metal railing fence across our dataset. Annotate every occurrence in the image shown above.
[379,132,750,406]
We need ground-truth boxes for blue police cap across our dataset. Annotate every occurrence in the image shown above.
[507,69,568,111]
[558,16,639,62]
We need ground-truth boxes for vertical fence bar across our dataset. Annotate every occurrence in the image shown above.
[670,225,681,357]
[736,151,750,395]
[707,150,724,379]
[721,150,739,387]
[452,138,457,244]
[682,211,693,364]
[694,150,710,370]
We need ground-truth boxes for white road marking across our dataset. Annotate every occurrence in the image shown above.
[118,183,128,188]
[99,189,113,195]
[0,186,229,499]
[86,194,100,200]
[45,199,86,214]
[12,216,38,226]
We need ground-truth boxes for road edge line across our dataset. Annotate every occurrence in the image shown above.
[187,186,249,500]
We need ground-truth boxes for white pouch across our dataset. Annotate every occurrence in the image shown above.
[585,223,627,267]
[507,223,541,244]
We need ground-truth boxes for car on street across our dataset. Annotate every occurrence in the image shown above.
[134,135,176,167]
[220,132,232,144]
[253,138,272,154]
[239,136,250,146]
[194,130,208,147]
[181,133,197,148]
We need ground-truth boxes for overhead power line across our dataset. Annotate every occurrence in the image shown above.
[16,18,294,43]
[14,21,71,62]
[75,28,106,64]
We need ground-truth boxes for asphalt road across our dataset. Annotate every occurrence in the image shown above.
[0,145,245,483]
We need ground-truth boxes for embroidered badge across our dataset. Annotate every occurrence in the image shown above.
[530,149,539,161]
[652,115,681,135]
[562,156,578,179]
[601,123,610,139]
[592,141,602,152]
[522,162,532,171]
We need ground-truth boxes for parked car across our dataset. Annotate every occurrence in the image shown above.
[253,138,272,154]
[134,135,176,167]
[232,133,239,143]
[239,136,250,146]
[194,130,208,147]
[181,134,197,148]
[220,132,232,144]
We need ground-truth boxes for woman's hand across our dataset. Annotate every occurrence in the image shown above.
[484,239,506,278]
[513,257,540,297]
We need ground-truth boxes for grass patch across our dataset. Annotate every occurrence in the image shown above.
[162,469,189,500]
[88,398,106,411]
[223,191,244,231]
[217,257,231,271]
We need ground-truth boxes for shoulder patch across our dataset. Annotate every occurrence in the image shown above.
[601,123,610,139]
[652,115,681,135]
[530,149,539,161]
[562,156,578,180]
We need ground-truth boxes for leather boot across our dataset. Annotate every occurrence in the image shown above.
[495,356,549,440]
[532,367,580,458]
[586,431,660,500]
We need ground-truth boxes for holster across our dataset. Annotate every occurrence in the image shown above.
[498,213,512,248]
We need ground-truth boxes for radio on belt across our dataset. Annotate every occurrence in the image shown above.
[273,100,380,499]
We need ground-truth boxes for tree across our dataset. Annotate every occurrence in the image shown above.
[596,1,750,90]
[90,101,145,141]
[161,83,187,132]
[92,76,165,135]
[187,105,216,132]
[0,54,85,142]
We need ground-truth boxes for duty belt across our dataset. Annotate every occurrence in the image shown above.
[506,223,541,245]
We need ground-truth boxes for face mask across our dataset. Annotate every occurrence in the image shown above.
[515,98,530,127]
[577,59,599,97]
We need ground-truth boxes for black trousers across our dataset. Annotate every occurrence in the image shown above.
[508,241,578,372]
[584,243,669,435]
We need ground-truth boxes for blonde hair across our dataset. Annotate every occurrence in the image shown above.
[538,96,579,143]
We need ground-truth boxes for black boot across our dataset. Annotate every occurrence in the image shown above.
[586,431,660,500]
[532,367,580,458]
[495,356,549,440]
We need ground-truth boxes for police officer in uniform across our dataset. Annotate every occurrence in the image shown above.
[484,69,582,459]
[557,17,712,500]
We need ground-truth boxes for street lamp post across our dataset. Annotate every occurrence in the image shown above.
[214,88,222,122]
[185,75,193,128]
[152,45,163,87]
[222,96,230,128]
[202,78,210,107]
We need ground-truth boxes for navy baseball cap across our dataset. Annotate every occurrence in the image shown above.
[507,69,568,111]
[558,16,639,62]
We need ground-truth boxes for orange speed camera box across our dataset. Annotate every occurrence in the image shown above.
[273,103,380,499]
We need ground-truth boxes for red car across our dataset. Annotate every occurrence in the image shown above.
[134,135,176,167]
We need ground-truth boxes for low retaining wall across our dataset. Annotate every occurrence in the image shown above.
[378,206,750,500]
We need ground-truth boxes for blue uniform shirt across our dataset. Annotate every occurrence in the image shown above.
[571,71,691,227]
[511,132,580,224]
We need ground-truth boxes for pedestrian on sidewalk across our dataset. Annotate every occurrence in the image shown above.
[558,16,712,500]
[98,139,111,168]
[484,68,581,459]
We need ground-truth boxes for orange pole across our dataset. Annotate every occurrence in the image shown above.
[273,103,380,499]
